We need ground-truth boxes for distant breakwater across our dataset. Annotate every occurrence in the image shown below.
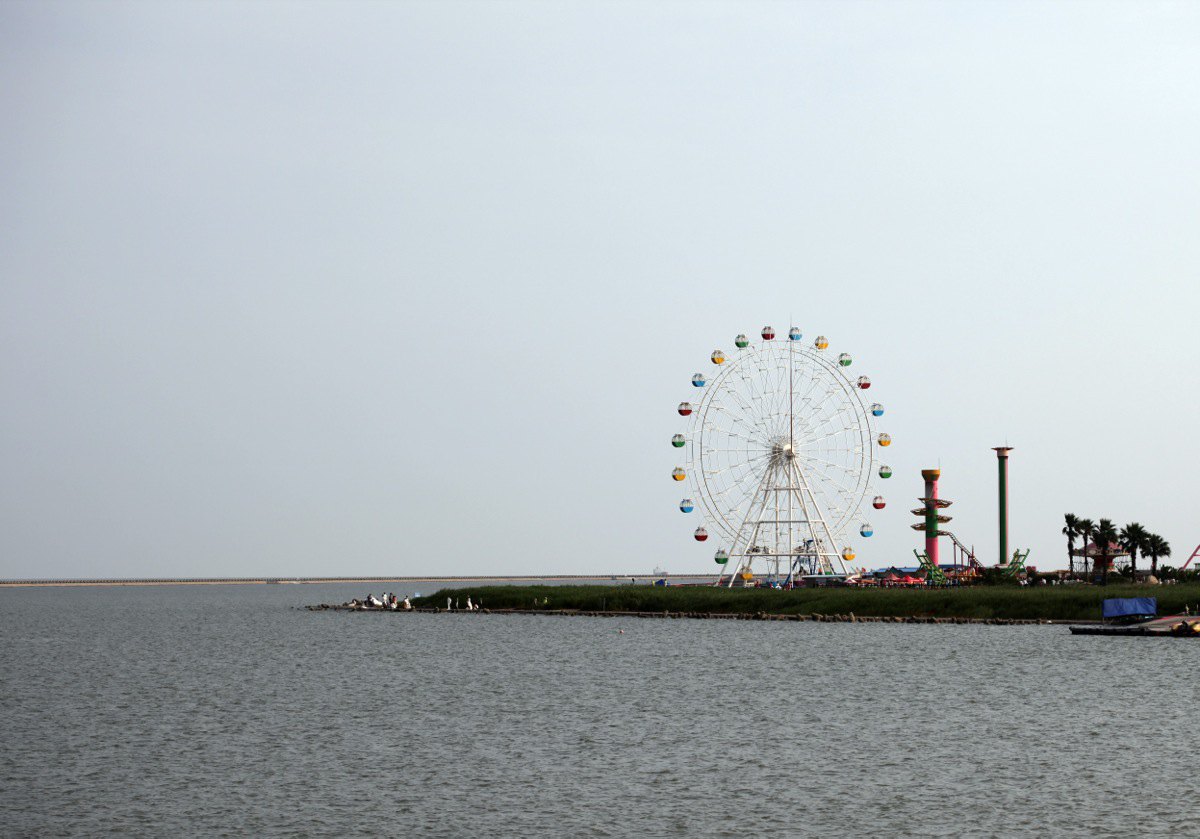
[0,574,689,588]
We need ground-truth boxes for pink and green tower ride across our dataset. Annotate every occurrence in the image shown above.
[921,469,941,565]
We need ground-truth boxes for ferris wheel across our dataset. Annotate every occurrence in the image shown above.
[671,325,891,585]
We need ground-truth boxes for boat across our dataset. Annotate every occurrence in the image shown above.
[1069,597,1200,637]
[1069,617,1200,637]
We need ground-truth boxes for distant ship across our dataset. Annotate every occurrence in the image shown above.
[652,566,668,577]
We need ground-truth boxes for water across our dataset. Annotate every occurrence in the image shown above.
[2,584,1195,837]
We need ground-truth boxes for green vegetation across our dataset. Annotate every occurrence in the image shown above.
[1064,512,1175,581]
[1144,534,1171,577]
[416,583,1200,622]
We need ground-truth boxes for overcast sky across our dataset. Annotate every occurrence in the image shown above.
[2,1,1197,579]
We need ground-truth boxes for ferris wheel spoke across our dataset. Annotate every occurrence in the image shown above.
[741,356,784,432]
[793,359,826,411]
[705,424,768,446]
[759,358,786,420]
[715,475,773,528]
[707,453,771,484]
[799,451,857,473]
[711,476,763,510]
[719,385,759,420]
[801,448,863,481]
[808,467,866,524]
[704,452,772,480]
[719,397,774,443]
[804,467,859,507]
[798,425,856,447]
[700,456,768,494]
[769,353,797,423]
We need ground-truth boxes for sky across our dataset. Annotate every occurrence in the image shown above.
[2,0,1198,579]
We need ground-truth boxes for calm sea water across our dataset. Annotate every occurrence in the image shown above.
[1,583,1195,837]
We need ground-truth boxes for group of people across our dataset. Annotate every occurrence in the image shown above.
[348,593,412,610]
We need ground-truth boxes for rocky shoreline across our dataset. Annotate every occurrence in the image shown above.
[306,604,1091,625]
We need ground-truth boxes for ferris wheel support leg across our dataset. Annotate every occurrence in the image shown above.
[787,456,845,575]
[723,460,780,587]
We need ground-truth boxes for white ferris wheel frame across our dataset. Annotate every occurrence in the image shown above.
[679,335,881,582]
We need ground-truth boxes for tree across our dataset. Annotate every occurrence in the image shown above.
[1063,514,1080,575]
[1145,534,1171,578]
[1076,518,1096,579]
[1120,522,1148,577]
[1094,519,1118,585]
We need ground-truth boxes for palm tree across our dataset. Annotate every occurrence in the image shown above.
[1094,518,1118,584]
[1145,534,1171,577]
[1063,514,1080,575]
[1143,533,1158,577]
[1076,518,1095,578]
[1120,522,1148,578]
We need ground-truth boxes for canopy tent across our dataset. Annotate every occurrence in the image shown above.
[1102,598,1157,620]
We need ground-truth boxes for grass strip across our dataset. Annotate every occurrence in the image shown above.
[415,583,1200,622]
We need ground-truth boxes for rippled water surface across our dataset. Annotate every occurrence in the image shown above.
[2,584,1196,837]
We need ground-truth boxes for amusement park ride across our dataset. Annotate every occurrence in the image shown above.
[909,459,1029,583]
[670,325,888,586]
[669,323,1034,586]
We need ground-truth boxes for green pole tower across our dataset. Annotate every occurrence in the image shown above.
[992,447,1013,565]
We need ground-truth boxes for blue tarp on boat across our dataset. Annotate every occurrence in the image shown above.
[1102,597,1157,619]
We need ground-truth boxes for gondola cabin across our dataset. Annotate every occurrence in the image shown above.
[814,335,829,350]
[735,334,749,348]
[679,498,694,513]
[879,464,892,479]
[761,326,775,340]
[710,350,725,365]
[837,353,852,367]
[871,403,884,417]
[842,547,856,562]
[672,467,686,481]
[714,549,729,564]
[860,523,874,537]
[678,402,693,416]
[857,376,871,389]
[694,526,709,542]
[872,496,886,509]
[671,434,686,448]
[877,433,891,447]
[692,373,706,387]
[788,327,802,341]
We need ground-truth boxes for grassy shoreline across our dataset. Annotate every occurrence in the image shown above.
[414,583,1200,622]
